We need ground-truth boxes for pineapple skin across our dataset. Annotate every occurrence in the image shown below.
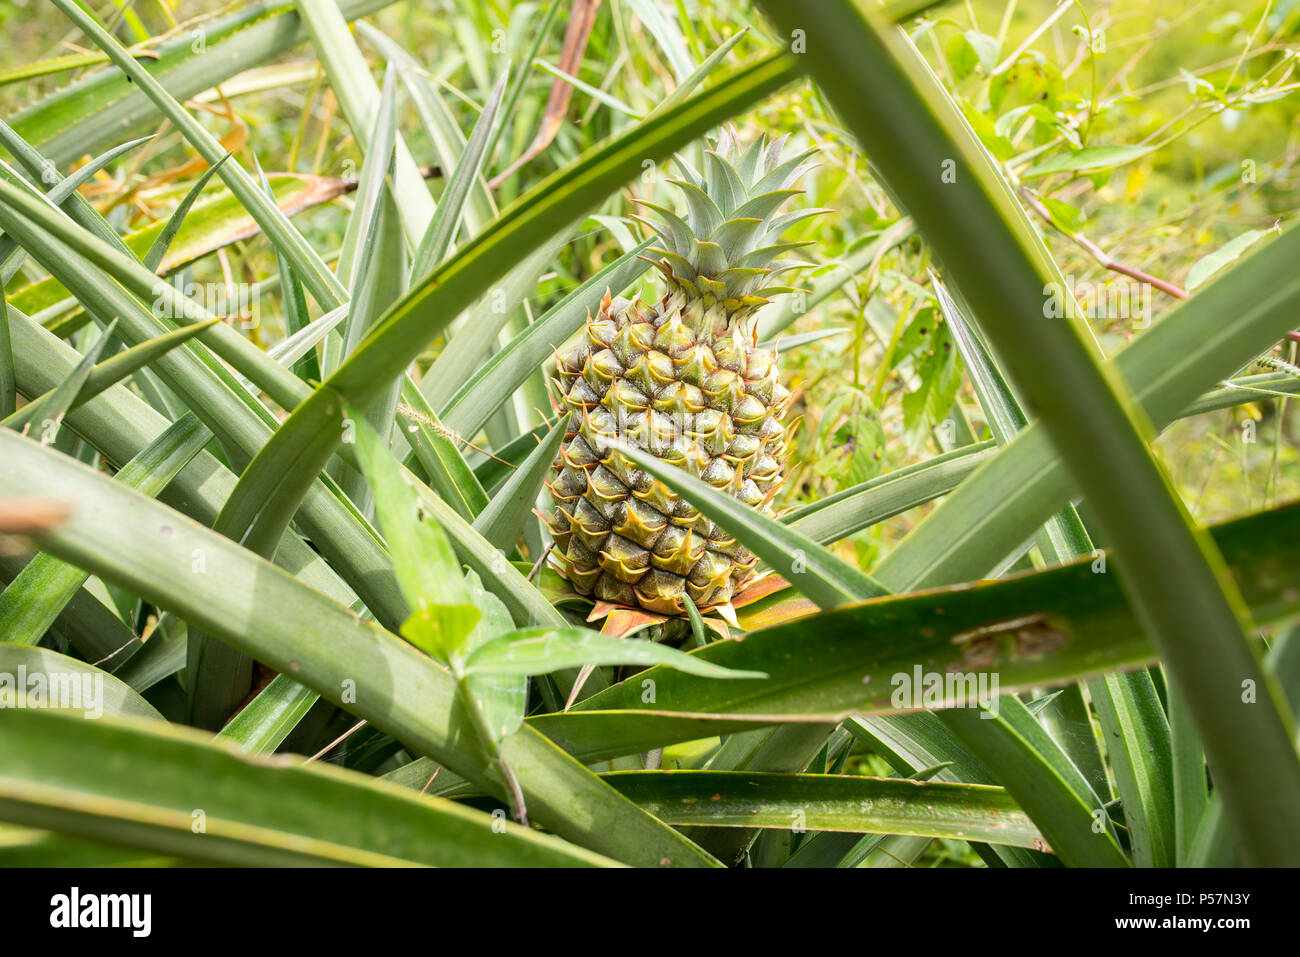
[546,131,817,617]
[546,288,792,616]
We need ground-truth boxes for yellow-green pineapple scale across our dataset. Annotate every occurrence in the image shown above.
[547,131,822,616]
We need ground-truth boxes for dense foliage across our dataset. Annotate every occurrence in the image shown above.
[0,0,1297,868]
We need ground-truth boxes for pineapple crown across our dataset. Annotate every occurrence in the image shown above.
[632,127,826,320]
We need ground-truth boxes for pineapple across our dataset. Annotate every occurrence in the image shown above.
[546,130,821,618]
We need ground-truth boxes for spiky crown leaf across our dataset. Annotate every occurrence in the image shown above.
[632,128,826,319]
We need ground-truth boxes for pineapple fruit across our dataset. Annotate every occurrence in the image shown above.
[546,131,821,618]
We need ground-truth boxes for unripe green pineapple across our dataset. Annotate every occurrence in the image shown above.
[547,131,822,618]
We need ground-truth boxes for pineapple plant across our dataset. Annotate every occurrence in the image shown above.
[547,131,818,619]
[0,0,1297,876]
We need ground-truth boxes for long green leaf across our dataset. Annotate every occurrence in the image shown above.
[351,408,479,661]
[11,1,397,167]
[4,320,219,435]
[604,770,1044,849]
[1088,670,1175,866]
[217,674,320,755]
[184,384,352,728]
[0,120,136,264]
[0,216,416,648]
[1187,627,1300,866]
[293,0,436,252]
[0,412,210,652]
[0,293,12,420]
[142,154,232,273]
[874,220,1300,594]
[0,646,161,721]
[410,75,507,282]
[845,715,1052,868]
[438,240,652,439]
[613,442,888,609]
[3,304,389,664]
[51,0,349,309]
[938,701,1127,866]
[464,627,767,680]
[0,177,310,415]
[471,422,566,552]
[0,430,720,867]
[0,130,152,283]
[530,502,1300,761]
[396,379,491,521]
[935,276,1170,866]
[6,319,117,444]
[0,709,612,867]
[784,441,994,544]
[756,0,1300,865]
